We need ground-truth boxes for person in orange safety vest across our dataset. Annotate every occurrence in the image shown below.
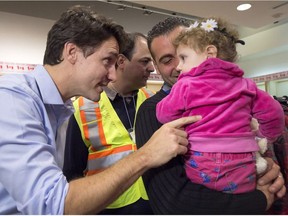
[63,32,155,214]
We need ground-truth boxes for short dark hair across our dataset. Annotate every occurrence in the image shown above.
[147,17,191,52]
[122,32,147,61]
[43,5,128,65]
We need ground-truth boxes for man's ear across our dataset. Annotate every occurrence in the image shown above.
[206,45,217,58]
[116,54,126,69]
[64,42,77,64]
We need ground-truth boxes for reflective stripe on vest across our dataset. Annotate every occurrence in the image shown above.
[73,88,154,208]
[78,97,108,151]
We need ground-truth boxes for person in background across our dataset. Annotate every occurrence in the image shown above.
[0,6,199,214]
[266,96,288,214]
[156,17,284,194]
[63,32,155,214]
[135,16,286,214]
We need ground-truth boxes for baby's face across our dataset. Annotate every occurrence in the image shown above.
[176,44,207,73]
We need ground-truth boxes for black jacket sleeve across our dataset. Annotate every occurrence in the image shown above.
[62,114,88,182]
[135,91,267,215]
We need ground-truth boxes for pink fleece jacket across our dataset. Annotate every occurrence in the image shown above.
[156,58,284,153]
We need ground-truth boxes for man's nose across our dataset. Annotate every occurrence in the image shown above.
[107,66,117,82]
[147,61,155,73]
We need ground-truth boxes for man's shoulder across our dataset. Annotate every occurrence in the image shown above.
[139,90,166,109]
[139,87,154,98]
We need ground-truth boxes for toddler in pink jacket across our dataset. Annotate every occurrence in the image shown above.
[156,17,284,194]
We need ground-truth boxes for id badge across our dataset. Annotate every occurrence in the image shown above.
[128,128,136,143]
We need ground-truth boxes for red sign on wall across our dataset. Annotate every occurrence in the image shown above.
[251,71,288,83]
[1,61,286,83]
[0,62,36,74]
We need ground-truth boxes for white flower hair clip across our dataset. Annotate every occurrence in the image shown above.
[201,19,218,32]
[187,21,199,31]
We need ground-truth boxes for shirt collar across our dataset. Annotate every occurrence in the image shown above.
[162,82,172,94]
[32,65,63,104]
[32,65,73,111]
[103,86,139,101]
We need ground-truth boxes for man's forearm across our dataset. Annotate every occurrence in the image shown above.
[64,116,197,214]
[64,149,149,214]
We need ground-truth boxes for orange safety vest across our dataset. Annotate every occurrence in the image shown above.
[73,87,154,209]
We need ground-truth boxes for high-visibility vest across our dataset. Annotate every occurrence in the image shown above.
[73,88,154,209]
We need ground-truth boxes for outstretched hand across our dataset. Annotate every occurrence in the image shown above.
[139,115,202,168]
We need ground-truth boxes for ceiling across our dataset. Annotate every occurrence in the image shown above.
[133,1,288,31]
[0,1,288,38]
[131,0,288,38]
[1,0,288,77]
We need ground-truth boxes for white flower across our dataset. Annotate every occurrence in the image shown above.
[189,21,199,29]
[187,21,199,31]
[201,19,218,32]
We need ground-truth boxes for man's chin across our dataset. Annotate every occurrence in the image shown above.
[90,95,101,102]
[88,88,102,102]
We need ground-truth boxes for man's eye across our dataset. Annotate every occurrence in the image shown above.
[141,60,150,64]
[104,58,114,66]
[162,59,172,65]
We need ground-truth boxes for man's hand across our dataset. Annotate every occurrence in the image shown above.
[139,115,202,168]
[256,182,274,210]
[257,157,286,198]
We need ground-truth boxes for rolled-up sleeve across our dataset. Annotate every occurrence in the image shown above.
[0,85,69,214]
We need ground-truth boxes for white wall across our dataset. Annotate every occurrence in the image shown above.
[1,11,288,80]
[239,49,288,78]
[0,12,54,64]
[237,21,288,78]
[267,79,288,97]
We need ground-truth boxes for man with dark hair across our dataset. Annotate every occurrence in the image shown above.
[0,7,199,214]
[135,16,286,214]
[63,32,155,214]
